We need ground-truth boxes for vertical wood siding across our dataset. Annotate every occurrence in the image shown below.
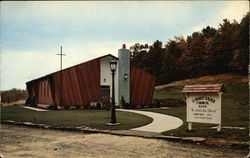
[52,59,100,106]
[37,78,54,104]
[130,67,156,106]
[26,55,155,108]
[26,77,54,105]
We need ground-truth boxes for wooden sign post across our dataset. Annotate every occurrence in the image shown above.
[182,84,224,132]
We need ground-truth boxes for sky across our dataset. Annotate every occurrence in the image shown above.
[0,1,249,90]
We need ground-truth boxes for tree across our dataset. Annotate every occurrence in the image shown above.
[229,12,249,74]
[143,40,165,84]
[205,19,239,74]
[202,26,217,39]
[180,32,207,78]
[130,43,149,69]
[1,88,28,103]
[129,12,248,85]
[161,36,187,83]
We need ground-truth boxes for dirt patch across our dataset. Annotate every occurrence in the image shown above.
[1,124,248,158]
[206,137,249,147]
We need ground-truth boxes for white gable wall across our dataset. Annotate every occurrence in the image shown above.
[100,57,119,105]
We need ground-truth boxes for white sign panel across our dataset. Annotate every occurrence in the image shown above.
[187,93,221,124]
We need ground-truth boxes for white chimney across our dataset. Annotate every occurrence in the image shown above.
[118,44,130,107]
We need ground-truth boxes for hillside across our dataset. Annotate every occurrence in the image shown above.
[155,73,248,90]
[152,73,249,141]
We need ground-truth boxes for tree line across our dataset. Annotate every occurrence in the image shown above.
[130,12,249,85]
[1,88,28,104]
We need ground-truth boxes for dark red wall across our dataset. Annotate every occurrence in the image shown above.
[52,59,100,106]
[26,77,54,105]
[130,67,156,105]
[27,59,100,107]
[27,58,155,107]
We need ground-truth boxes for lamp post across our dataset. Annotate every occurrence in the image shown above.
[110,59,117,124]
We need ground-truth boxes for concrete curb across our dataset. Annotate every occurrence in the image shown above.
[2,120,248,148]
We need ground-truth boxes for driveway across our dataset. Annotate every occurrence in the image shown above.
[117,109,183,133]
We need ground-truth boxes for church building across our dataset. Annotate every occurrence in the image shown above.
[26,45,155,109]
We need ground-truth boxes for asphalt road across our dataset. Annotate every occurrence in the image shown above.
[0,124,248,158]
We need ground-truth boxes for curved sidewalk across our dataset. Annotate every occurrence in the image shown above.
[117,109,183,133]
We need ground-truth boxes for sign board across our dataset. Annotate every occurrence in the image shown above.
[182,84,224,131]
[187,93,221,124]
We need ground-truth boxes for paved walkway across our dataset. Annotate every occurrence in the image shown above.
[21,106,48,112]
[117,109,183,133]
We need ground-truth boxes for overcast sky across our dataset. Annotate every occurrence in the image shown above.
[1,1,249,90]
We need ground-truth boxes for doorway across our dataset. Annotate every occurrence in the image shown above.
[100,85,110,108]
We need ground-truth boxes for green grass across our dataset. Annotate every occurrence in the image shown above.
[145,82,249,141]
[1,105,152,130]
[154,86,184,99]
[1,80,248,140]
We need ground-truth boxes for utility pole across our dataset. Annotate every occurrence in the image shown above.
[57,46,66,107]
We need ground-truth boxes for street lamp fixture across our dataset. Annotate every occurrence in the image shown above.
[110,59,117,72]
[110,59,117,124]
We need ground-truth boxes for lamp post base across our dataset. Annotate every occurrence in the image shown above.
[105,122,120,126]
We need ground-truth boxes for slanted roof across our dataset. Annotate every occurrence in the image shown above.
[26,54,118,84]
[182,84,224,93]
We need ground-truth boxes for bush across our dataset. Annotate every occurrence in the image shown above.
[1,88,28,103]
[121,96,131,109]
[48,105,58,110]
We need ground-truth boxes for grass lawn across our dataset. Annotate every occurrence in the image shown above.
[146,82,249,141]
[154,86,184,99]
[1,105,152,130]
